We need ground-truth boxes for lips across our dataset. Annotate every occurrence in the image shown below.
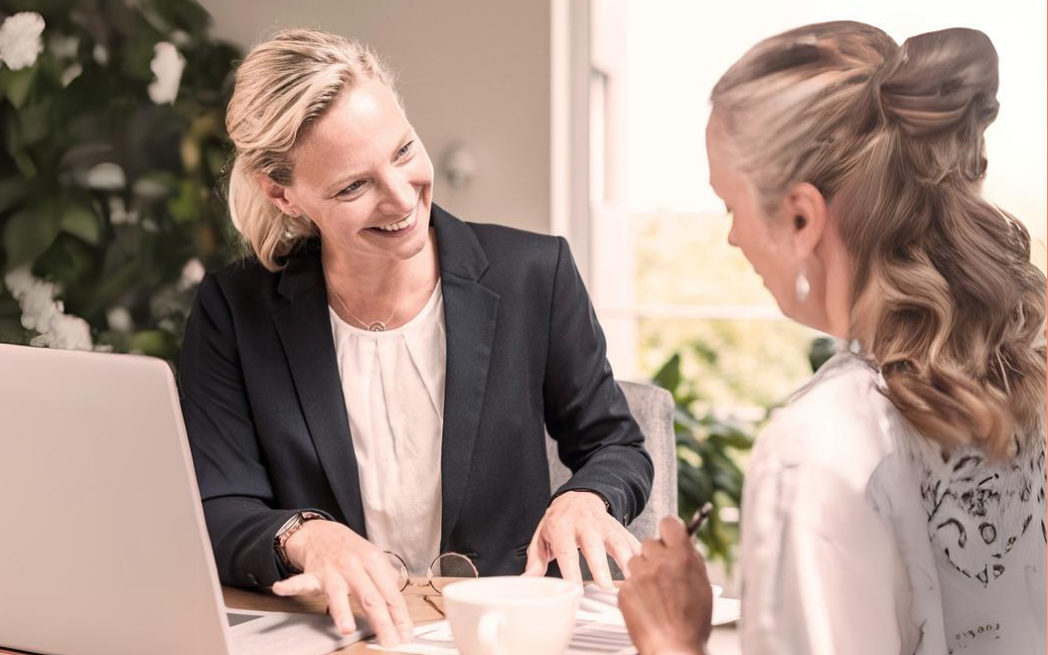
[370,210,416,233]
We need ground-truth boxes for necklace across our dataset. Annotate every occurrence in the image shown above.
[325,276,400,332]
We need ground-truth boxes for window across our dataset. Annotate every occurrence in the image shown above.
[605,1,1047,413]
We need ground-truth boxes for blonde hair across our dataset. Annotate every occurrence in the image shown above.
[224,29,397,271]
[711,22,1047,458]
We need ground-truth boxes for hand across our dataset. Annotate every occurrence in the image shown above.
[270,520,413,647]
[523,490,642,589]
[618,516,713,655]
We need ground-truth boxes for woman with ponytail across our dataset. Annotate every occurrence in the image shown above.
[619,22,1046,655]
[178,29,653,648]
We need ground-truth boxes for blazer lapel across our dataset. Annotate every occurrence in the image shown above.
[433,207,500,550]
[272,246,367,535]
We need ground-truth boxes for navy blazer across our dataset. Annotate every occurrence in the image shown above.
[178,205,653,588]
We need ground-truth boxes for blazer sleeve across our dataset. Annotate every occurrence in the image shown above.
[542,237,654,525]
[179,274,331,588]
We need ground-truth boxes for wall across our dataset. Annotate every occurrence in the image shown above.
[200,0,553,234]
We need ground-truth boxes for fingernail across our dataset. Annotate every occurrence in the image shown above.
[340,622,356,634]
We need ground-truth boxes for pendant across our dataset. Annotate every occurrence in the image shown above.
[367,321,387,332]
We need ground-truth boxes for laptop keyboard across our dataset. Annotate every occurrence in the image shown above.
[227,612,265,628]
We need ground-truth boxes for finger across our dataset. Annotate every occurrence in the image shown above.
[640,537,665,560]
[625,551,648,577]
[321,573,357,636]
[523,516,551,577]
[550,529,583,585]
[345,563,400,647]
[658,515,690,547]
[524,538,551,577]
[271,572,323,596]
[578,535,614,590]
[605,533,636,579]
[365,554,414,642]
[623,529,643,556]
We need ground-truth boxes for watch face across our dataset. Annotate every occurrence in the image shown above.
[277,514,302,537]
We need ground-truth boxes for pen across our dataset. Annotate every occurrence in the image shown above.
[686,502,714,537]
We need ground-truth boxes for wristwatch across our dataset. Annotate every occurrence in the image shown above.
[274,511,326,574]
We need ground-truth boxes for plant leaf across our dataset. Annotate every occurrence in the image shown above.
[2,66,37,109]
[60,203,100,245]
[0,177,27,215]
[2,203,61,268]
[651,353,681,393]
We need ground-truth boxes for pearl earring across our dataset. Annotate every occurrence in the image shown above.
[795,265,811,303]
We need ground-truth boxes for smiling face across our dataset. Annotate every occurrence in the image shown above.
[273,77,435,266]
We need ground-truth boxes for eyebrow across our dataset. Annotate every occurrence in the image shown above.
[323,128,415,196]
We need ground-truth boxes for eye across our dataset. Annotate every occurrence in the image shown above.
[396,140,414,159]
[339,180,366,197]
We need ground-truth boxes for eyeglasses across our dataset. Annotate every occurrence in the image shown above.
[385,551,479,617]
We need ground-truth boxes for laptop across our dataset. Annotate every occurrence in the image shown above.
[0,343,370,655]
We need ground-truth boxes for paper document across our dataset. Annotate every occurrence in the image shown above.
[369,585,740,655]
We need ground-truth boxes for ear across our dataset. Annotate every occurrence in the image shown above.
[255,173,303,217]
[781,182,828,259]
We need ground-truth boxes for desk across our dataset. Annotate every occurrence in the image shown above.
[222,582,742,655]
[223,582,448,655]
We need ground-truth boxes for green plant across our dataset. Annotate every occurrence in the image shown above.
[0,0,240,359]
[651,336,840,569]
[652,346,758,570]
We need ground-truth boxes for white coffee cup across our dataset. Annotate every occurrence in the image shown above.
[441,576,582,655]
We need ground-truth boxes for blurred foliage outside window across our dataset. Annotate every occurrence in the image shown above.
[0,0,240,360]
[634,209,831,567]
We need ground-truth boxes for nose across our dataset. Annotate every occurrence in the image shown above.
[727,223,740,249]
[379,172,417,216]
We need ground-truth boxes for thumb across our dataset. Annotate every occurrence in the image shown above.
[271,572,323,596]
[658,515,690,547]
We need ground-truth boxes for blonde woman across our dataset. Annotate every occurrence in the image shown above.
[619,22,1047,655]
[178,29,653,648]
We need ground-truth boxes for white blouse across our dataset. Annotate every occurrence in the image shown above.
[329,282,446,576]
[739,352,1047,655]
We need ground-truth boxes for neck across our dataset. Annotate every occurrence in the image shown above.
[817,236,854,339]
[321,230,439,313]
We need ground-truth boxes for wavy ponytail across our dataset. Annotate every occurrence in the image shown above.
[711,22,1047,458]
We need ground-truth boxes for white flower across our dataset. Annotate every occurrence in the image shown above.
[92,43,108,65]
[42,313,93,351]
[170,30,190,47]
[2,265,34,296]
[3,267,60,332]
[61,62,82,87]
[148,42,184,104]
[179,259,205,290]
[0,12,45,71]
[3,265,94,351]
[108,196,139,225]
[19,283,60,332]
[106,307,134,333]
[85,162,126,190]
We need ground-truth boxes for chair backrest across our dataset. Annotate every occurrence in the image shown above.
[546,380,677,541]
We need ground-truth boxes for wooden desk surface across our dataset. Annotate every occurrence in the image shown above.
[223,581,739,655]
[223,582,450,654]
